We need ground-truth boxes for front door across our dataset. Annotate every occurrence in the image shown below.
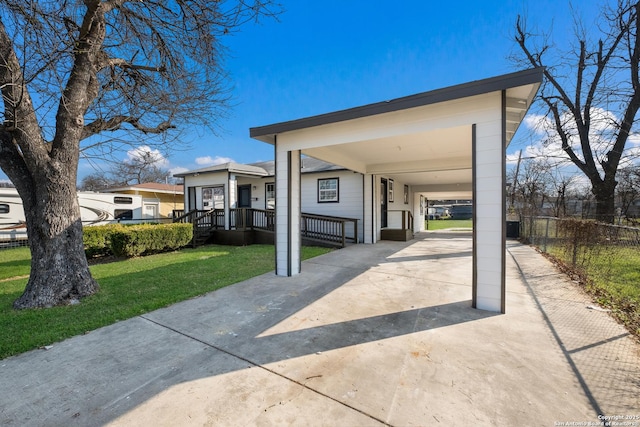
[143,203,158,219]
[238,185,252,229]
[238,185,251,208]
[381,178,388,228]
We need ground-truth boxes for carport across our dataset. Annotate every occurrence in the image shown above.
[250,68,542,313]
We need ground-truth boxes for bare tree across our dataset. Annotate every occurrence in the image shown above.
[79,147,172,190]
[546,165,579,218]
[0,1,280,309]
[513,1,640,223]
[511,158,554,217]
[79,173,113,191]
[617,166,640,219]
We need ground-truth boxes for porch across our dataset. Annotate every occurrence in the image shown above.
[173,208,359,248]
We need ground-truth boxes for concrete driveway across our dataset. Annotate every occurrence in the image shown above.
[1,232,638,426]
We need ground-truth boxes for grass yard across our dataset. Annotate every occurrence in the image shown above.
[0,246,31,280]
[0,244,331,359]
[426,219,473,231]
[547,243,640,338]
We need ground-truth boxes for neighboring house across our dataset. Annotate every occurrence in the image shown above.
[102,182,184,220]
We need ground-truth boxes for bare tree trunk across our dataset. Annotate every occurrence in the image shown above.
[13,178,98,309]
[593,182,617,224]
[1,2,280,308]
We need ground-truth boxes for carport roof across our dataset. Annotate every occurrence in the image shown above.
[250,67,544,143]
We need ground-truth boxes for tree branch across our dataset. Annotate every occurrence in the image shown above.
[50,0,107,158]
[0,20,49,175]
[605,2,640,178]
[81,115,175,140]
[584,6,630,123]
[96,53,167,73]
[515,16,578,114]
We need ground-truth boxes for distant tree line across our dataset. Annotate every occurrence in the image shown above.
[508,158,640,224]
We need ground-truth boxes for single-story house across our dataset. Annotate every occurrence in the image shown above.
[102,182,184,220]
[175,154,441,246]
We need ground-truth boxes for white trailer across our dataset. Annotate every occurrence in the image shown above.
[0,188,144,243]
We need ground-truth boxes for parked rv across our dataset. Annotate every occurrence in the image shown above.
[0,188,144,243]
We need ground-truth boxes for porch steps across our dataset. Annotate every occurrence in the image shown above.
[191,227,215,247]
[380,228,414,242]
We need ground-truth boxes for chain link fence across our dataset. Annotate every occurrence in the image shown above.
[520,216,640,337]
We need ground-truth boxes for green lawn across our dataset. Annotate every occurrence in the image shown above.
[547,243,640,337]
[0,246,31,280]
[426,219,473,230]
[0,244,331,359]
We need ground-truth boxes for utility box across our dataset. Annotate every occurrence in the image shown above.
[506,221,520,238]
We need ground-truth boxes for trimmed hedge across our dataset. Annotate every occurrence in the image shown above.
[110,223,193,257]
[83,224,126,257]
[83,223,192,258]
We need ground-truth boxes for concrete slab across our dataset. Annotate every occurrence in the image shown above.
[1,232,639,426]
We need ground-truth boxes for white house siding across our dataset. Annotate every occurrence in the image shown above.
[300,170,364,243]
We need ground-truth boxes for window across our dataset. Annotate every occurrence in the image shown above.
[0,204,9,214]
[404,185,409,204]
[114,209,133,220]
[202,186,224,209]
[265,183,275,209]
[388,179,394,202]
[318,178,339,203]
[114,196,133,204]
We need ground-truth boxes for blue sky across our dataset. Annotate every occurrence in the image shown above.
[0,1,606,183]
[168,0,598,173]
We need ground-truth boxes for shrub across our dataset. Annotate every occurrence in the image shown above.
[109,223,193,257]
[83,224,126,257]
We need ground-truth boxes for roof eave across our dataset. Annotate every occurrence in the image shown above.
[249,67,544,143]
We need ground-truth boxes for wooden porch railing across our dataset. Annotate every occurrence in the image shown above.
[173,209,224,247]
[173,209,225,227]
[230,208,275,232]
[175,208,358,247]
[301,213,358,247]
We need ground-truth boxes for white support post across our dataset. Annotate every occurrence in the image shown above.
[363,174,375,244]
[415,193,425,233]
[226,173,236,230]
[275,149,301,276]
[473,93,507,313]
